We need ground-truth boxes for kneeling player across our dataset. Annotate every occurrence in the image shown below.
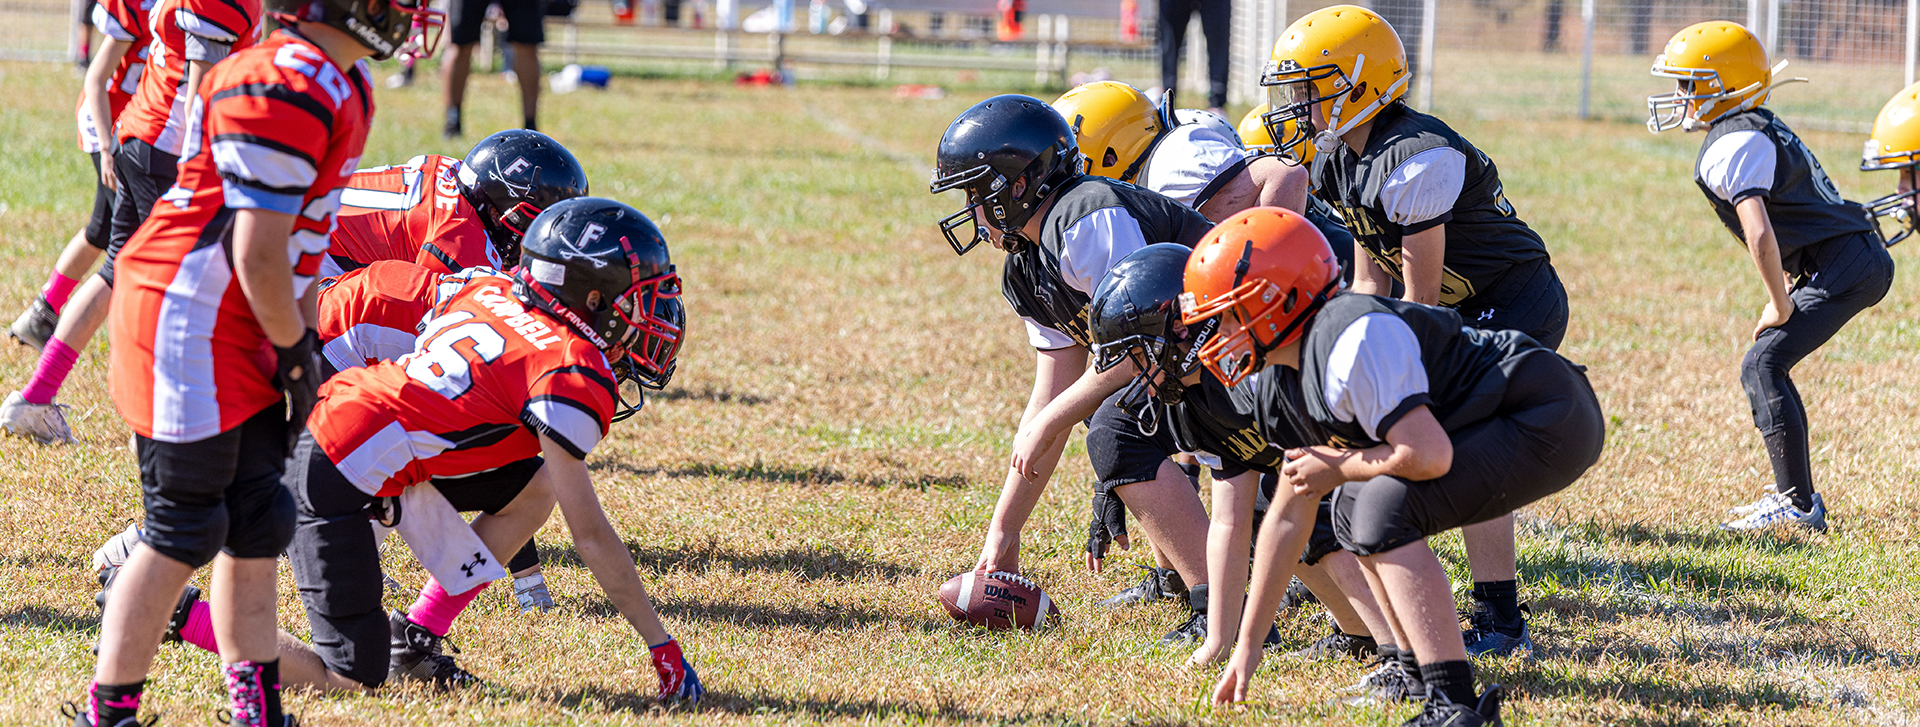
[1190,207,1605,726]
[282,198,701,698]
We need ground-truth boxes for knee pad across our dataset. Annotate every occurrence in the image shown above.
[225,482,297,559]
[141,500,231,569]
[1331,477,1424,558]
[1739,348,1788,434]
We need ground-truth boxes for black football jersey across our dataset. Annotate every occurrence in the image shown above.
[1157,370,1294,479]
[1002,176,1213,347]
[1311,103,1548,307]
[1693,109,1876,277]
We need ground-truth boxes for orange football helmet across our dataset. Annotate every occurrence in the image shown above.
[1179,206,1341,385]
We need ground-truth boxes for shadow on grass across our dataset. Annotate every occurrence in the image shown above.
[0,551,88,569]
[1582,521,1824,555]
[570,595,949,633]
[515,685,1103,723]
[650,386,771,406]
[1506,669,1810,712]
[536,538,920,582]
[590,458,969,490]
[1,605,98,634]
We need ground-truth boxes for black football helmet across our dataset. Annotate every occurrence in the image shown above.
[270,0,443,60]
[929,94,1083,255]
[1088,243,1217,433]
[460,130,591,266]
[513,199,683,388]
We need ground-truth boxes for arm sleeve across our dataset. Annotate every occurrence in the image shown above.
[206,77,334,214]
[1698,130,1777,203]
[1323,313,1431,441]
[1376,146,1468,232]
[1055,206,1152,294]
[1142,125,1250,207]
[1023,316,1076,350]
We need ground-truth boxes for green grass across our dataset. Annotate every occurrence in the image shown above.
[3,59,1920,725]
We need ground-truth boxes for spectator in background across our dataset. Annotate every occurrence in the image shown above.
[445,0,546,136]
[1157,0,1228,114]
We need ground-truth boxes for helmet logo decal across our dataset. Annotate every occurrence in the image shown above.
[503,156,532,176]
[559,222,617,268]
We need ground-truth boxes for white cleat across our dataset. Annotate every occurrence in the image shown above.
[1724,492,1827,532]
[0,391,74,445]
[514,572,555,612]
[92,523,144,574]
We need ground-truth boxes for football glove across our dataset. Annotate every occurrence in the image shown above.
[274,329,321,453]
[1086,491,1129,560]
[649,637,705,702]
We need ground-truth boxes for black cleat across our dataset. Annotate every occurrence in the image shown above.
[1339,656,1426,705]
[10,296,57,351]
[1461,603,1533,658]
[1400,685,1503,726]
[1098,565,1186,608]
[389,611,482,687]
[1159,583,1211,644]
[1286,626,1378,661]
[1278,576,1319,610]
[62,701,156,727]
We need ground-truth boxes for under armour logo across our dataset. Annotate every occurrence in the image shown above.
[1478,310,1494,321]
[460,552,489,577]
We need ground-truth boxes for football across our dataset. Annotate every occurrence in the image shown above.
[938,571,1061,631]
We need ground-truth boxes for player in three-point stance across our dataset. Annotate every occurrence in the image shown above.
[1648,21,1894,531]
[1082,242,1398,677]
[929,95,1231,644]
[72,0,441,721]
[9,0,153,353]
[1261,4,1570,658]
[1,0,267,446]
[1185,207,1604,727]
[281,198,702,699]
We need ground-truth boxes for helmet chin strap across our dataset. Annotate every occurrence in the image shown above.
[1686,61,1804,132]
[1314,54,1413,153]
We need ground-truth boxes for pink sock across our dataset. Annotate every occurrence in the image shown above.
[42,273,79,313]
[21,338,79,405]
[406,577,487,637]
[179,600,220,653]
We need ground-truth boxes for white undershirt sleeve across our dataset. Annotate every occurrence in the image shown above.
[1022,316,1076,350]
[1698,129,1778,202]
[1377,146,1469,228]
[1324,313,1431,441]
[1055,206,1152,294]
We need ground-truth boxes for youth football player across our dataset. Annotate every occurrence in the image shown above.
[1862,81,1920,247]
[1261,5,1569,655]
[1649,22,1894,531]
[1188,207,1605,727]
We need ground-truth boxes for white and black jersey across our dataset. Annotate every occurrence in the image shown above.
[1312,103,1548,307]
[1694,109,1876,276]
[1157,370,1302,479]
[1003,176,1213,349]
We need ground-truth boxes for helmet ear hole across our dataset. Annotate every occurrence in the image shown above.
[1103,148,1119,168]
[1282,288,1298,315]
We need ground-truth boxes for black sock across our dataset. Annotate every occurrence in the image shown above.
[91,680,145,726]
[1763,431,1818,511]
[1472,580,1524,635]
[523,115,537,131]
[1419,659,1476,706]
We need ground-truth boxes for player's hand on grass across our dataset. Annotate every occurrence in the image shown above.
[1754,298,1794,339]
[649,637,705,703]
[1212,645,1263,704]
[974,528,1020,575]
[1084,492,1130,573]
[1282,447,1346,497]
[274,328,321,451]
[1187,636,1228,669]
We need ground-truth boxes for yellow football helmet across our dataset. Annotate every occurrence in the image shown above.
[1052,81,1169,182]
[1240,104,1317,166]
[1258,5,1409,158]
[1647,21,1795,132]
[1861,81,1920,245]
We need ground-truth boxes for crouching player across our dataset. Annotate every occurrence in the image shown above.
[78,0,435,721]
[1081,242,1396,675]
[284,198,703,699]
[1190,207,1605,726]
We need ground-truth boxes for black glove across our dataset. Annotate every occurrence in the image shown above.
[1086,491,1129,560]
[274,329,321,452]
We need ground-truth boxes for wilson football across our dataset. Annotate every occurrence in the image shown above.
[938,571,1061,630]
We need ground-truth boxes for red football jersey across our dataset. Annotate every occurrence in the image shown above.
[111,31,374,443]
[116,0,261,154]
[316,261,501,372]
[323,154,502,278]
[76,0,156,152]
[309,275,617,496]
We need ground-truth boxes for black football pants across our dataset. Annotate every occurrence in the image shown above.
[1156,0,1229,109]
[102,139,179,287]
[1742,232,1893,510]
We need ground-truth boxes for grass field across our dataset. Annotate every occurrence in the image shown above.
[3,59,1920,726]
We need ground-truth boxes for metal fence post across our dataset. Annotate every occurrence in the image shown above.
[1747,0,1761,36]
[1416,0,1436,110]
[771,31,785,76]
[877,9,892,79]
[1764,0,1780,58]
[1055,15,1070,87]
[1579,0,1594,119]
[68,0,82,65]
[1036,14,1052,86]
[1907,0,1917,86]
[564,17,579,65]
[716,29,732,70]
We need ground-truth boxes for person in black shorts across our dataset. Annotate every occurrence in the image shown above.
[1261,5,1568,656]
[1649,22,1895,532]
[929,94,1222,645]
[1189,206,1604,727]
[443,0,545,136]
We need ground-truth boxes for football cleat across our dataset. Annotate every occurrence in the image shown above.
[513,572,554,612]
[1160,610,1208,644]
[92,523,143,574]
[1278,576,1320,611]
[1461,603,1533,658]
[1339,657,1425,705]
[1728,490,1787,516]
[1286,627,1378,661]
[92,526,200,645]
[1098,565,1186,608]
[389,611,481,687]
[62,701,158,727]
[1723,492,1827,532]
[0,390,75,445]
[1400,685,1504,727]
[10,296,57,351]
